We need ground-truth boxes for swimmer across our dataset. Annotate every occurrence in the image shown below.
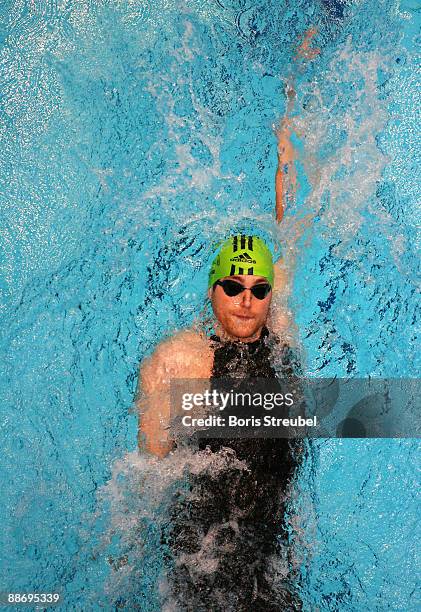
[138,181,295,458]
[138,98,302,457]
[135,30,312,610]
[135,118,305,610]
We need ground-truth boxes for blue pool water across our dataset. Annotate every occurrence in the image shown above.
[0,0,419,610]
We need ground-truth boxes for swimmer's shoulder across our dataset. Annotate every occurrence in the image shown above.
[141,329,213,384]
[156,329,212,359]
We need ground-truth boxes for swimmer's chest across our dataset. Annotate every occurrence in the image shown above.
[181,345,272,379]
[177,329,278,379]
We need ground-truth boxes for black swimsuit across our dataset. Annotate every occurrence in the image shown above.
[165,328,303,611]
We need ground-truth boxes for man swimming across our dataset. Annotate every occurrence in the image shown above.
[135,25,321,608]
[136,109,306,609]
[138,133,296,458]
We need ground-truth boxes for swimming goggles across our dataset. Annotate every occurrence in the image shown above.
[214,279,272,300]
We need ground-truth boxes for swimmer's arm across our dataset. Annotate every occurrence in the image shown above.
[273,114,298,340]
[275,27,320,221]
[136,332,212,458]
[275,163,285,223]
[275,117,297,222]
[270,258,297,346]
[295,26,320,62]
[272,27,320,340]
[136,350,174,458]
[273,119,311,344]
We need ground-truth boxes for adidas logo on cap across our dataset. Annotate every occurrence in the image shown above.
[230,253,257,264]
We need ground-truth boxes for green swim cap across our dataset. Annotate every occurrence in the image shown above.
[208,234,274,288]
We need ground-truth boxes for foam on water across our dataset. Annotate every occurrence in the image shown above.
[97,443,302,610]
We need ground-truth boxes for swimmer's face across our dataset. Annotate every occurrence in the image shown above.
[208,275,272,342]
